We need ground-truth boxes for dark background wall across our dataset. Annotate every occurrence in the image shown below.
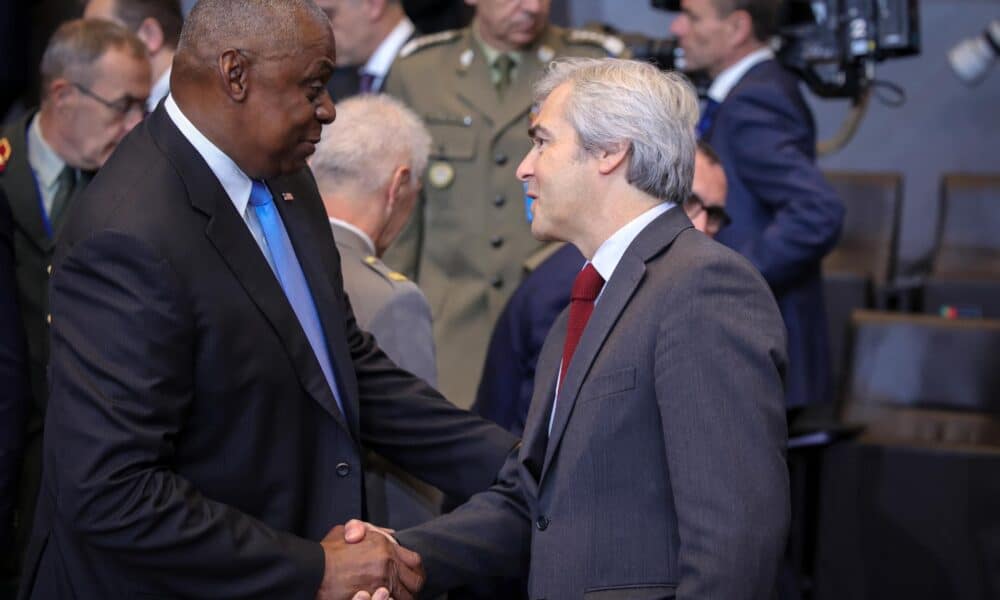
[561,0,1000,276]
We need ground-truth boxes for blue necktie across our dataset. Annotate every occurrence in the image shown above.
[249,180,344,415]
[696,98,720,139]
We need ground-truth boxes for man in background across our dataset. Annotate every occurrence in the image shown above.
[84,0,182,111]
[0,18,149,584]
[672,0,844,407]
[474,140,731,434]
[383,0,627,407]
[311,93,442,530]
[318,0,416,99]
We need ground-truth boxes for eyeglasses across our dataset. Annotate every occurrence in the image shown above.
[71,82,148,117]
[683,192,732,232]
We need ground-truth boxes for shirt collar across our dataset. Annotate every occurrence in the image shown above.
[707,47,774,103]
[165,93,253,218]
[27,113,67,191]
[473,27,523,68]
[363,17,415,78]
[148,67,171,113]
[329,217,377,255]
[590,202,674,286]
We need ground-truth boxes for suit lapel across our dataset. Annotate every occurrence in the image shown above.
[148,108,353,436]
[537,208,694,483]
[2,113,52,253]
[270,177,362,443]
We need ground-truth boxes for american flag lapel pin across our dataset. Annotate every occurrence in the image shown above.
[281,192,294,202]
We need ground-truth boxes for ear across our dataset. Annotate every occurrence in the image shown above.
[386,165,411,216]
[596,143,630,176]
[726,9,756,48]
[135,17,165,55]
[219,49,250,102]
[464,0,479,7]
[46,78,75,109]
[367,0,389,19]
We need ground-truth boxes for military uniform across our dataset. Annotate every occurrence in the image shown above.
[0,112,90,576]
[382,25,625,406]
[330,220,441,530]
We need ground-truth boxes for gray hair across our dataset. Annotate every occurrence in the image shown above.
[533,58,699,202]
[40,18,147,95]
[310,94,432,194]
[178,0,328,60]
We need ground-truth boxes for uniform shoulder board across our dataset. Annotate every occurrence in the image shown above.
[398,29,461,59]
[565,29,627,58]
[363,255,410,283]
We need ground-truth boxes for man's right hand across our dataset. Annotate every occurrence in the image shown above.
[315,523,424,600]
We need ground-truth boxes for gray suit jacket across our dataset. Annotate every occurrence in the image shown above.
[397,207,790,599]
[331,222,442,531]
[332,222,436,386]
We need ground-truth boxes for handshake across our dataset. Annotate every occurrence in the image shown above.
[316,519,425,600]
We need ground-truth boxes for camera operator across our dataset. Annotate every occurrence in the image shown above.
[671,0,844,408]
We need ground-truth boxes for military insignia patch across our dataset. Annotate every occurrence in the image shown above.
[537,45,555,63]
[428,161,455,189]
[0,137,11,174]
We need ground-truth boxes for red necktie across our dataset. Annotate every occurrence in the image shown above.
[559,263,605,391]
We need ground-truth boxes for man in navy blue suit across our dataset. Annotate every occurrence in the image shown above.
[671,0,844,408]
[474,141,730,434]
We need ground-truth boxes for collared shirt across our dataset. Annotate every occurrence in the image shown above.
[148,67,172,113]
[707,47,774,103]
[361,17,415,92]
[164,94,276,274]
[548,201,674,433]
[26,113,69,218]
[473,28,523,87]
[328,217,376,255]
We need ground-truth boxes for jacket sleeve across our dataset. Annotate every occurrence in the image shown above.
[722,84,845,290]
[367,285,438,387]
[46,231,325,598]
[655,247,790,599]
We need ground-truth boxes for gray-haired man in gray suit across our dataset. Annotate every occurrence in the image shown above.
[311,94,442,531]
[350,57,790,600]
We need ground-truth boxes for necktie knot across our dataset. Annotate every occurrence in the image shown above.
[358,71,376,94]
[494,53,515,92]
[571,263,604,302]
[696,98,721,139]
[249,180,272,208]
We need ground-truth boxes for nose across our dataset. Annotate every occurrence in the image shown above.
[123,107,144,132]
[521,0,542,14]
[516,148,535,182]
[669,14,687,37]
[316,90,336,125]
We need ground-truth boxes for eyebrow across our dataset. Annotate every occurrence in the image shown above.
[529,124,553,140]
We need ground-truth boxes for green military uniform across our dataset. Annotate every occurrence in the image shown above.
[0,112,90,574]
[382,25,625,407]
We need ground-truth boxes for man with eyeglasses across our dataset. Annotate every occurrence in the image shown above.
[474,140,731,435]
[0,18,149,590]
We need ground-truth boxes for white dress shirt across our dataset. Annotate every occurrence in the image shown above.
[707,47,775,103]
[361,17,415,91]
[548,201,675,433]
[328,217,376,255]
[164,93,276,274]
[148,67,172,113]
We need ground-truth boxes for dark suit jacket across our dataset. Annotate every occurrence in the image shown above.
[0,187,29,557]
[707,59,844,408]
[19,105,516,599]
[0,112,90,571]
[324,30,417,101]
[398,208,791,599]
[473,244,583,435]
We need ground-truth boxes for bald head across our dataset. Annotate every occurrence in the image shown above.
[176,0,331,70]
[171,0,336,180]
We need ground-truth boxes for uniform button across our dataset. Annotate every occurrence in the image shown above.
[494,194,506,207]
[47,264,53,275]
[490,275,504,289]
[490,235,504,248]
[335,462,351,477]
[494,152,508,166]
[46,314,52,325]
[536,516,549,531]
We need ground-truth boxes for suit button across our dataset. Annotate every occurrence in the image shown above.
[536,516,549,531]
[47,264,52,276]
[494,152,508,166]
[490,235,504,248]
[46,314,52,325]
[490,275,504,289]
[336,462,351,477]
[494,194,506,207]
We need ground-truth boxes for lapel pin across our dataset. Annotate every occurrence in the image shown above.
[281,192,294,202]
[0,137,11,174]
